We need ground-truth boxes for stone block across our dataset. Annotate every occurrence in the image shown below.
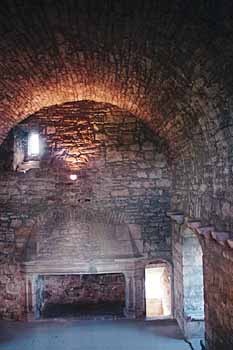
[115,225,130,240]
[106,148,123,162]
[111,189,129,197]
[136,170,147,178]
[128,224,142,239]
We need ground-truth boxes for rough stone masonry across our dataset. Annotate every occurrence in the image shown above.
[0,100,171,320]
[0,2,233,349]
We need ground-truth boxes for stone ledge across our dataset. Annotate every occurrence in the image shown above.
[196,226,215,237]
[168,210,233,253]
[166,211,184,224]
[186,221,201,230]
[211,231,231,244]
[227,239,233,249]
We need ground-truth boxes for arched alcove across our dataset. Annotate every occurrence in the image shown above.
[182,227,205,337]
[171,218,205,339]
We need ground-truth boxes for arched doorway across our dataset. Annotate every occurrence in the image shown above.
[182,227,205,337]
[145,261,172,319]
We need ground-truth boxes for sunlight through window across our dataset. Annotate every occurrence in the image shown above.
[28,133,40,156]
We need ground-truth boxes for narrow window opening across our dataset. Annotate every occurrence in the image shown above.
[28,132,40,157]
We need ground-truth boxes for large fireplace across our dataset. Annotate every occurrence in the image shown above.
[23,258,146,320]
[36,273,125,319]
[22,210,148,320]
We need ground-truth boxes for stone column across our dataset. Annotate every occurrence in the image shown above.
[134,268,145,318]
[124,272,136,318]
[25,273,38,320]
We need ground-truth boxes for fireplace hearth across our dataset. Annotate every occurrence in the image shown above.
[42,302,125,319]
[36,273,125,319]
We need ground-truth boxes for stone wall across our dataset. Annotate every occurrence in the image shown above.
[0,100,172,319]
[0,258,25,320]
[1,100,172,261]
[172,112,233,233]
[203,237,233,350]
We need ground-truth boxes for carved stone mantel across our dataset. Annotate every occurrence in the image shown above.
[22,257,146,320]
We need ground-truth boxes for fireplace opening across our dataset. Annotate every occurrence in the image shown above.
[36,273,126,319]
[145,262,172,319]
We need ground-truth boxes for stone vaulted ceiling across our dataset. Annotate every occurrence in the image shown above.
[0,0,232,159]
[1,0,233,231]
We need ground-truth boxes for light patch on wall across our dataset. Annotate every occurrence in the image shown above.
[28,132,40,156]
[70,174,77,181]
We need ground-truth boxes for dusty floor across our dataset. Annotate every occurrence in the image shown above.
[0,319,191,350]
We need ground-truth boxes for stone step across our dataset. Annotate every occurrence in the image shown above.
[166,211,184,224]
[167,210,233,250]
[196,226,215,237]
[227,239,233,249]
[187,221,202,230]
[211,231,231,244]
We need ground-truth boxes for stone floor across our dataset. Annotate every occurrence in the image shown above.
[0,319,192,350]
